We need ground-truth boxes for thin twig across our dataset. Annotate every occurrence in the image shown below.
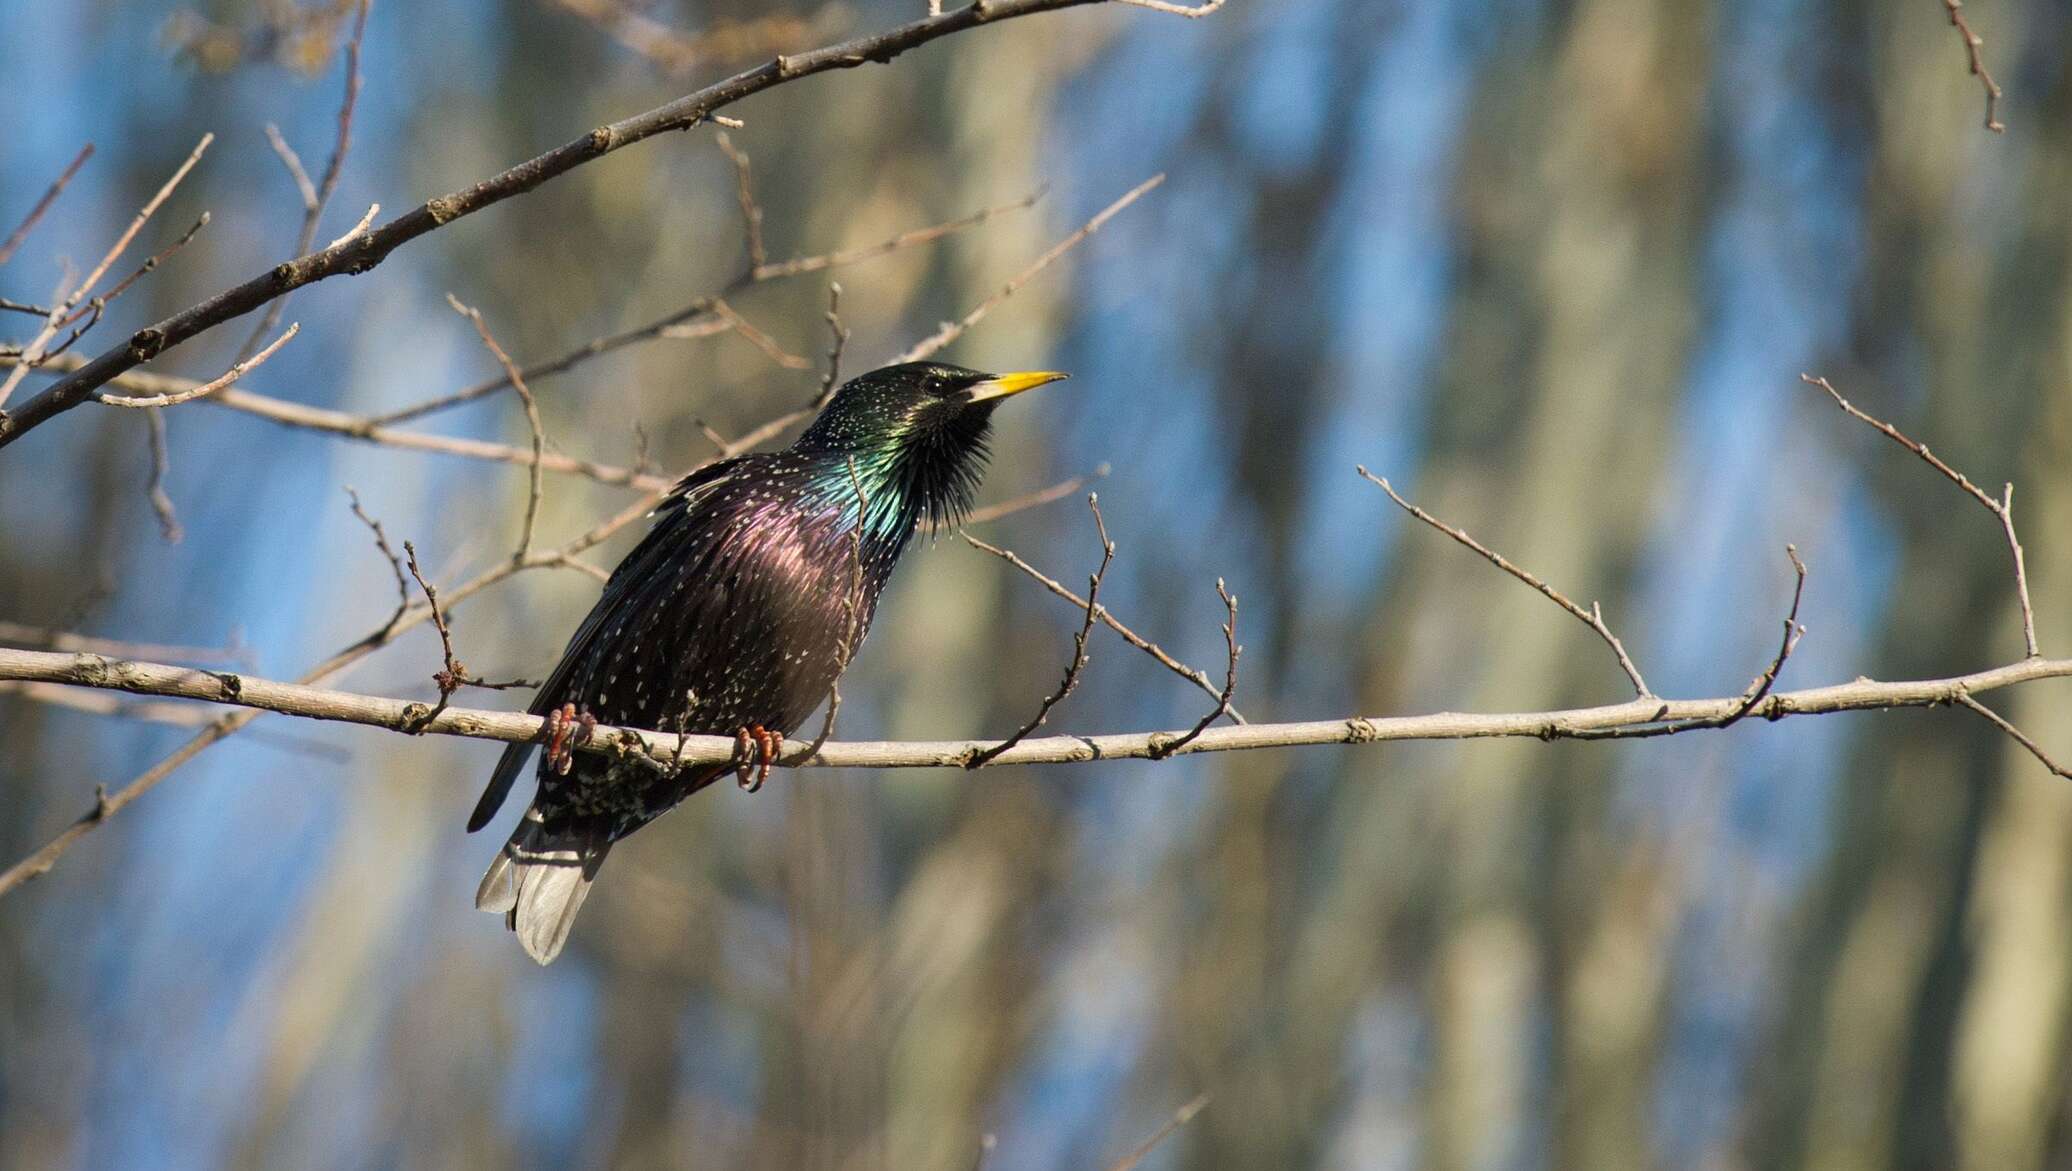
[234,0,370,362]
[714,131,768,272]
[143,408,182,542]
[0,133,213,410]
[95,323,299,408]
[703,298,810,369]
[1358,466,1653,699]
[400,541,539,733]
[2,0,1107,446]
[345,487,412,634]
[0,622,249,667]
[965,494,1115,767]
[1112,0,1225,15]
[960,474,1245,719]
[1941,0,2005,133]
[58,212,211,329]
[1150,579,1239,758]
[1955,691,2071,779]
[263,123,320,211]
[0,143,93,268]
[1105,1094,1211,1171]
[363,192,1039,427]
[448,296,548,561]
[1572,545,1808,741]
[1803,373,2038,657]
[325,204,380,249]
[899,173,1163,363]
[814,282,850,409]
[401,542,462,731]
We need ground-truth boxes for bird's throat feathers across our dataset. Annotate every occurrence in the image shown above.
[802,409,993,540]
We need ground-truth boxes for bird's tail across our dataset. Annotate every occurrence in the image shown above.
[475,807,614,965]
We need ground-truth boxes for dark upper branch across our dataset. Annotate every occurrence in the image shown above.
[0,0,1114,449]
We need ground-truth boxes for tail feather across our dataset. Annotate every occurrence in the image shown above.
[476,807,613,965]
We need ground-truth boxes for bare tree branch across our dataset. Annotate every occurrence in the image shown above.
[446,297,547,560]
[964,494,1114,767]
[0,622,249,667]
[94,324,298,408]
[1940,0,2005,133]
[899,173,1163,363]
[1803,372,2039,657]
[1148,578,1238,759]
[142,407,182,542]
[0,133,213,411]
[0,142,94,268]
[9,644,2072,797]
[1359,465,1653,699]
[960,478,1248,720]
[57,212,211,330]
[1112,0,1225,15]
[344,487,411,634]
[1105,1093,1211,1171]
[235,0,370,363]
[715,130,768,272]
[0,0,1174,448]
[1955,691,2071,778]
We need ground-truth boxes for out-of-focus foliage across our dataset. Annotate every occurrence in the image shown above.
[5,1,2072,1167]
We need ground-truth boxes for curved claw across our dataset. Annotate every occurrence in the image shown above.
[734,724,782,793]
[545,703,597,775]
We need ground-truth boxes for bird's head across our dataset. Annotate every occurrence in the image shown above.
[795,362,1069,530]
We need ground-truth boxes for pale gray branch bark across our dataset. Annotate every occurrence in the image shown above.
[7,647,2068,771]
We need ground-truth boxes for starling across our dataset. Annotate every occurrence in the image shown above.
[469,361,1068,963]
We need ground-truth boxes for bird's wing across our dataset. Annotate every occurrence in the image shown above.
[466,457,747,833]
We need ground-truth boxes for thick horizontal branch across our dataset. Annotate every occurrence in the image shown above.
[7,647,2070,770]
[0,0,1115,448]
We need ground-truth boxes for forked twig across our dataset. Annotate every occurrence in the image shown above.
[965,494,1114,767]
[1574,545,1808,741]
[236,0,370,361]
[344,487,412,634]
[0,133,214,409]
[1149,579,1240,759]
[1803,373,2038,657]
[400,541,537,732]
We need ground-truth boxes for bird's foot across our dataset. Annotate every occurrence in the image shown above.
[734,725,782,793]
[545,703,597,775]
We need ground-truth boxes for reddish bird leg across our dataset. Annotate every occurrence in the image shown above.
[545,702,597,775]
[734,724,783,792]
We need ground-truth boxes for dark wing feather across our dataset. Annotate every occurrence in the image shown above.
[466,458,746,832]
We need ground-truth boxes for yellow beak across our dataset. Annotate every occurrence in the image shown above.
[966,370,1069,403]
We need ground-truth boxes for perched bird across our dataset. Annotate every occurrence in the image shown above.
[469,361,1068,963]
